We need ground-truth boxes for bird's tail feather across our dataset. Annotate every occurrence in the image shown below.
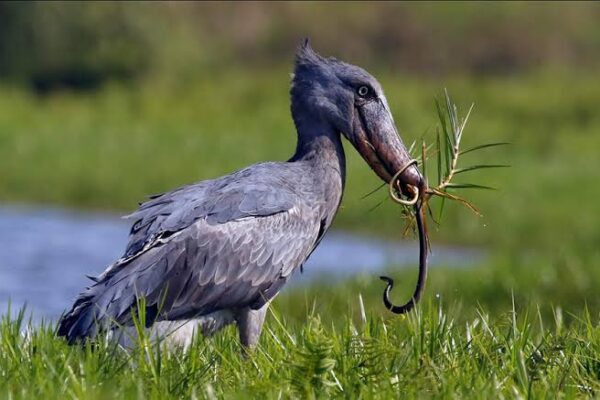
[56,295,102,343]
[57,278,164,344]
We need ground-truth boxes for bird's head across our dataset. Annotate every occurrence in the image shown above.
[291,40,425,195]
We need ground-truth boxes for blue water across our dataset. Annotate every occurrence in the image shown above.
[0,205,483,321]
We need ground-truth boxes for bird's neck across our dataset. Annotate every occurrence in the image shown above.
[288,85,346,171]
[289,116,346,230]
[289,117,346,185]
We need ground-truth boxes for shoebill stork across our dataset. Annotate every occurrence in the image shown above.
[58,41,425,350]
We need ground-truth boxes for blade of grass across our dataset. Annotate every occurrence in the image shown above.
[437,196,447,223]
[457,103,474,144]
[453,164,510,175]
[444,129,453,175]
[459,142,510,156]
[444,89,457,148]
[445,183,497,190]
[361,183,386,200]
[421,139,427,187]
[436,128,443,187]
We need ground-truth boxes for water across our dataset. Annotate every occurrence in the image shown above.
[0,205,483,321]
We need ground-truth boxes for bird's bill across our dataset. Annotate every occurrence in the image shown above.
[350,99,425,194]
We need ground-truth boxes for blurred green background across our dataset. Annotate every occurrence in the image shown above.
[1,3,600,397]
[0,2,599,319]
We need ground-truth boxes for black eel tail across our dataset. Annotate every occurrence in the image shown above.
[380,200,429,314]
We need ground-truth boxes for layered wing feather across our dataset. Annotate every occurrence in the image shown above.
[58,162,322,342]
[121,162,298,261]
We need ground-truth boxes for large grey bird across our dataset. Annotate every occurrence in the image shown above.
[57,41,425,350]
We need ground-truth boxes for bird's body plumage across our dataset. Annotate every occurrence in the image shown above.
[59,139,346,344]
[58,41,423,349]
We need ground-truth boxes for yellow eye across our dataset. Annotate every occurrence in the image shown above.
[357,86,369,97]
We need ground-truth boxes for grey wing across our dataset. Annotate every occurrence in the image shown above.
[58,203,320,341]
[118,163,297,263]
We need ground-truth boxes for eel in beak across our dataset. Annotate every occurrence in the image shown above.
[349,96,429,314]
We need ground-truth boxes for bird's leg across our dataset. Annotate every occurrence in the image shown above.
[235,302,270,352]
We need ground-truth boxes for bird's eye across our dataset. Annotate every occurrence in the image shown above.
[357,86,370,97]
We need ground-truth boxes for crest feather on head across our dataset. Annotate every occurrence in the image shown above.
[295,38,326,68]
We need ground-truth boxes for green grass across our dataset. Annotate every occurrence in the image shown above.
[2,274,599,398]
[1,251,599,399]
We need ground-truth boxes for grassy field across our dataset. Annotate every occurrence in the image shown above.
[2,236,599,398]
[1,257,599,399]
[1,67,599,398]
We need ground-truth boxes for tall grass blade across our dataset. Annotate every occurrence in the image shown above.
[453,164,510,175]
[459,142,510,156]
[445,183,497,190]
[436,128,443,187]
